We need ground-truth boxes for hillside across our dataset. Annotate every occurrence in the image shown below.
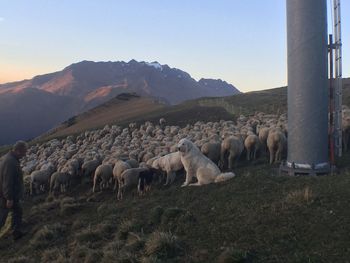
[36,77,350,144]
[1,79,350,262]
[1,156,350,262]
[0,60,239,145]
[38,93,167,141]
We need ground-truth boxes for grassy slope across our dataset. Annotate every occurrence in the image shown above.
[1,155,350,262]
[1,79,350,262]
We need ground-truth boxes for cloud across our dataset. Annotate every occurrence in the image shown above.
[0,17,4,22]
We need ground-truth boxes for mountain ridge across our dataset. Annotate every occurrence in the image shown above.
[0,60,239,145]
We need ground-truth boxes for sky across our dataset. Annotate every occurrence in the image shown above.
[0,0,349,92]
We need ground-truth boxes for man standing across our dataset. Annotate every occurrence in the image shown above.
[0,141,27,241]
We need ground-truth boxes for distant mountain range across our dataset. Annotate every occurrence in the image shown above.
[0,60,239,145]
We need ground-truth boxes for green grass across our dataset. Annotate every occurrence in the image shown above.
[1,153,350,262]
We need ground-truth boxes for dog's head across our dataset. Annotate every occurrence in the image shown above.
[177,138,192,153]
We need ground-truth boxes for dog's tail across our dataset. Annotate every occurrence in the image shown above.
[215,172,236,183]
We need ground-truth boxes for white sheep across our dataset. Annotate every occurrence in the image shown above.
[112,160,131,191]
[30,164,55,195]
[93,164,113,192]
[50,172,70,193]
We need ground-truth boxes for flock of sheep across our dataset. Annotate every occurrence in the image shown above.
[21,106,350,200]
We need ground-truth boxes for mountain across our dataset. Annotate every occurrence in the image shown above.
[36,77,350,144]
[0,60,239,145]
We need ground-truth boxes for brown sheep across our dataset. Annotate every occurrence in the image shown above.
[220,136,244,170]
[258,127,270,153]
[201,142,221,165]
[267,129,286,164]
[244,134,260,161]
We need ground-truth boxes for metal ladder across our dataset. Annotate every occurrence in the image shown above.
[333,0,343,157]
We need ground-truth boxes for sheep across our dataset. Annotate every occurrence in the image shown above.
[93,164,113,192]
[30,164,55,195]
[159,118,166,129]
[117,167,148,200]
[137,168,158,195]
[244,134,260,161]
[267,129,287,164]
[201,142,221,165]
[258,127,270,153]
[125,158,139,168]
[220,136,244,170]
[112,160,131,191]
[50,172,70,194]
[81,159,101,179]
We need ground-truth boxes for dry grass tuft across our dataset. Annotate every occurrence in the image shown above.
[41,248,67,263]
[97,203,119,218]
[285,186,313,205]
[8,256,34,263]
[216,247,251,263]
[70,244,102,263]
[30,223,67,249]
[117,219,142,240]
[149,206,164,225]
[75,225,104,244]
[161,207,184,224]
[145,231,184,259]
[101,238,124,262]
[30,199,61,214]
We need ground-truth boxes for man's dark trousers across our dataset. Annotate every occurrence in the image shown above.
[0,199,22,235]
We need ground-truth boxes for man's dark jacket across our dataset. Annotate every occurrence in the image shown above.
[0,152,24,202]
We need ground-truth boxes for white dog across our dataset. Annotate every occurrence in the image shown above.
[177,138,236,186]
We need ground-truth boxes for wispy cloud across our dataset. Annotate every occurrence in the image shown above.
[0,17,4,22]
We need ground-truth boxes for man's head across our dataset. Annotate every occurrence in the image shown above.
[12,141,28,159]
